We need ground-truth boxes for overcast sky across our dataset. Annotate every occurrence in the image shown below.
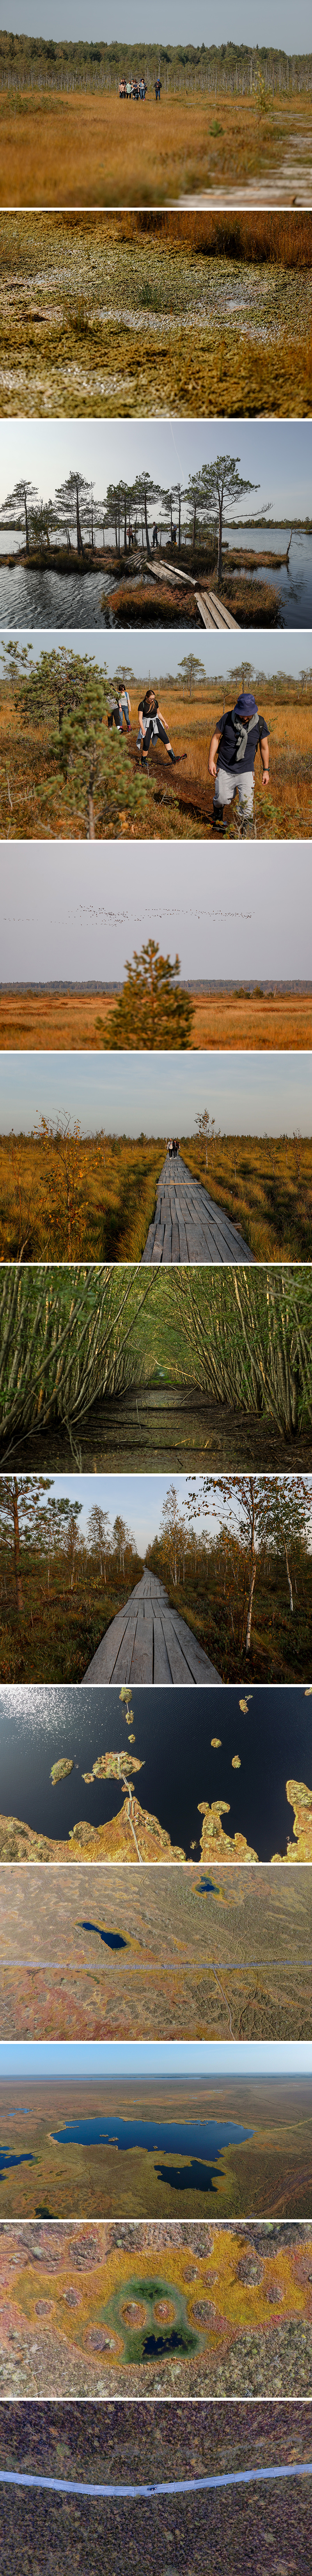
[0,419,310,523]
[15,1469,312,1549]
[1,627,310,685]
[2,839,310,981]
[1,1048,311,1135]
[2,4,311,48]
[2,2041,312,2081]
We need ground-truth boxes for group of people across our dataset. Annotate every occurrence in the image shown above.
[118,75,161,100]
[167,1139,180,1163]
[119,75,146,100]
[106,681,269,838]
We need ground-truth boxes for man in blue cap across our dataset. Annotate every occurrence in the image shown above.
[208,690,269,836]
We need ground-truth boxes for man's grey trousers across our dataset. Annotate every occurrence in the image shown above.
[214,766,254,818]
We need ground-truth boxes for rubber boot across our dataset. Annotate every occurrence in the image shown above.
[212,802,226,833]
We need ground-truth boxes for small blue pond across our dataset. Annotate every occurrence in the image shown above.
[0,2150,35,2177]
[79,1922,128,1951]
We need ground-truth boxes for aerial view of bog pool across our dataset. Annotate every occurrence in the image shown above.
[0,1683,311,1866]
[1,2400,312,2558]
[1,1861,312,2042]
[0,2225,312,2401]
[0,2072,311,2219]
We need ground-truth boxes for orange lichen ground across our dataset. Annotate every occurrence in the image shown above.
[0,1800,185,1864]
[274,1780,312,1863]
[5,2225,312,2377]
[198,1802,258,1863]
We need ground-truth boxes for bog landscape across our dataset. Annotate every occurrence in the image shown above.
[1,1862,312,2042]
[0,2071,311,2219]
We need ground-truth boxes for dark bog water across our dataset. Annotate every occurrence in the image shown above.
[0,530,311,626]
[0,2150,34,2175]
[0,562,113,627]
[80,1922,128,1949]
[51,2110,252,2192]
[224,527,312,625]
[0,1681,310,1861]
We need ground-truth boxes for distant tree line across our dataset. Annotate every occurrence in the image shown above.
[0,40,311,95]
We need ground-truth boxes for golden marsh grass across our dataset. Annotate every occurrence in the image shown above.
[0,87,312,207]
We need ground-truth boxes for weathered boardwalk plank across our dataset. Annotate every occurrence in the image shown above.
[83,1567,222,1685]
[142,1154,254,1265]
[133,548,238,629]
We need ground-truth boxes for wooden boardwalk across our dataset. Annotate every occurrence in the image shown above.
[135,549,238,629]
[84,1566,222,1685]
[142,1154,254,1265]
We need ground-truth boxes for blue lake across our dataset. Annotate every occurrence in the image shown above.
[51,2111,252,2192]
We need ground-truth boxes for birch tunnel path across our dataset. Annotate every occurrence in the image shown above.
[142,1155,254,1266]
[84,1566,222,1685]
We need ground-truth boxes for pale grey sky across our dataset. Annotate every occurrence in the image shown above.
[2,4,311,46]
[0,420,310,524]
[1,628,310,684]
[1,1049,311,1135]
[1,839,310,981]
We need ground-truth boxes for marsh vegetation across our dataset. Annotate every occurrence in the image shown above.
[0,211,311,418]
[0,1121,311,1264]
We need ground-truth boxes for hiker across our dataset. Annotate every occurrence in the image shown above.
[126,79,132,98]
[136,687,187,770]
[119,78,126,97]
[171,524,177,546]
[108,684,131,733]
[139,78,146,98]
[167,1137,173,1162]
[154,75,161,100]
[131,77,139,99]
[152,522,159,549]
[208,691,269,837]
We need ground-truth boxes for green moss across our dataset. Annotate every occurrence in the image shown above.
[102,2275,200,2361]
